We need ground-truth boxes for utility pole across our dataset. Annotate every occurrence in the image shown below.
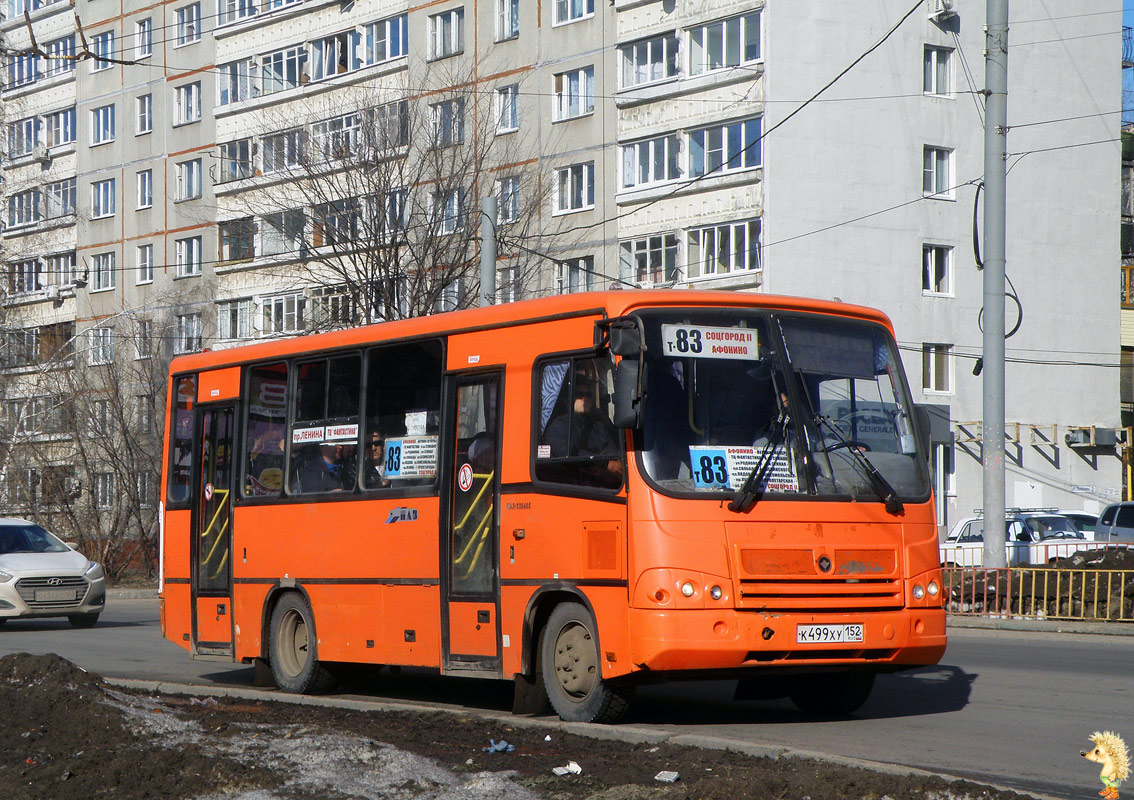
[479,197,498,307]
[982,0,1009,568]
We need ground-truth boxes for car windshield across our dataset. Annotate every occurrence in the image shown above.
[634,309,930,502]
[1025,516,1081,538]
[0,524,71,555]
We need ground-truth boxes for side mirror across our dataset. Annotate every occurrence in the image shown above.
[606,319,642,357]
[612,359,646,429]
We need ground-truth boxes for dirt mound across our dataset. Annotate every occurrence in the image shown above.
[1052,547,1134,570]
[0,652,1030,800]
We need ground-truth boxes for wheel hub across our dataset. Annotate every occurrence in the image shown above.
[554,622,597,699]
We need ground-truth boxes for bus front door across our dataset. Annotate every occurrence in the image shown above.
[442,372,503,675]
[191,404,236,658]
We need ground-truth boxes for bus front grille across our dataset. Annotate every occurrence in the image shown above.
[736,578,903,611]
[15,576,89,609]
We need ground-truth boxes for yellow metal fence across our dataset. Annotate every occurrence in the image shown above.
[944,565,1134,622]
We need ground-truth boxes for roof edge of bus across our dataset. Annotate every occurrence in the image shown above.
[167,290,893,372]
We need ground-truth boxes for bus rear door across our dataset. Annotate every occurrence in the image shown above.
[191,403,236,657]
[442,372,503,675]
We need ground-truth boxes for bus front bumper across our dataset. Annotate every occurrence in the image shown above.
[626,607,946,674]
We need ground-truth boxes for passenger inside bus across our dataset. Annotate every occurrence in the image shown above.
[361,432,390,488]
[541,363,622,488]
[294,442,355,493]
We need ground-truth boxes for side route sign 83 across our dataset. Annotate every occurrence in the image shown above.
[660,324,759,361]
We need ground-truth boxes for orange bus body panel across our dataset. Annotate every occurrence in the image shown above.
[197,366,241,403]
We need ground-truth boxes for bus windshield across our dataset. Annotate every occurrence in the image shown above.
[636,309,930,504]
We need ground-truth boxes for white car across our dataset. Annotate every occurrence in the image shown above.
[0,518,106,628]
[941,512,1095,567]
[1057,510,1100,540]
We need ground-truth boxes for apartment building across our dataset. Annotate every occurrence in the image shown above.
[1,0,1125,533]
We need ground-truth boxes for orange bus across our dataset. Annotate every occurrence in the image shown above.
[159,290,945,722]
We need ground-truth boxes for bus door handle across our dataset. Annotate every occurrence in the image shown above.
[513,529,525,540]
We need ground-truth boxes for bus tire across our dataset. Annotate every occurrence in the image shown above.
[269,593,334,694]
[788,671,874,716]
[540,601,631,723]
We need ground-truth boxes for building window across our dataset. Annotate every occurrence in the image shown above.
[219,59,254,105]
[136,169,153,209]
[924,45,951,95]
[174,313,202,354]
[220,218,255,262]
[94,474,115,508]
[175,82,202,124]
[261,46,308,95]
[431,99,465,147]
[136,244,154,284]
[619,32,679,88]
[91,251,116,291]
[923,145,953,197]
[88,327,113,365]
[363,14,408,64]
[262,293,305,334]
[688,11,761,75]
[90,104,115,145]
[135,19,153,58]
[375,101,409,148]
[91,31,115,71]
[176,3,201,45]
[92,178,116,218]
[7,117,37,157]
[7,190,40,228]
[378,189,407,239]
[429,8,464,59]
[261,210,305,256]
[7,260,42,293]
[310,286,354,327]
[311,31,360,80]
[218,299,254,339]
[686,218,761,279]
[262,129,304,173]
[922,244,952,295]
[497,266,520,303]
[689,116,761,177]
[135,319,152,359]
[219,0,257,25]
[432,188,465,234]
[176,236,203,276]
[497,0,518,40]
[176,159,203,201]
[313,199,361,246]
[45,107,75,147]
[922,343,952,393]
[312,113,362,160]
[620,233,678,286]
[497,176,520,223]
[554,162,594,214]
[44,36,76,77]
[622,133,679,189]
[496,84,519,133]
[558,256,594,293]
[7,51,39,87]
[44,178,76,219]
[48,252,77,287]
[553,0,593,25]
[136,95,153,134]
[553,67,594,120]
[219,139,253,182]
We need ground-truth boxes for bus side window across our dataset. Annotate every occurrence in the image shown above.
[243,362,288,499]
[534,355,623,490]
[361,339,443,490]
[288,354,361,495]
[167,374,197,506]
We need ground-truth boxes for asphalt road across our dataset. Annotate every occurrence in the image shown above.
[1,599,1128,798]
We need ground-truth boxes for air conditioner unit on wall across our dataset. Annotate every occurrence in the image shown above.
[929,0,956,20]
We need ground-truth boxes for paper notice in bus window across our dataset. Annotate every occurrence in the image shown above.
[688,445,798,493]
[383,435,438,479]
[660,325,759,361]
[292,426,325,444]
[405,410,428,437]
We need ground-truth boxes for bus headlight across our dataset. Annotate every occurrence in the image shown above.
[912,583,925,600]
[709,585,723,601]
[927,581,940,597]
[680,581,695,597]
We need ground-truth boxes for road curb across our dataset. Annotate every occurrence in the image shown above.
[107,588,158,600]
[105,677,1061,800]
[945,615,1134,636]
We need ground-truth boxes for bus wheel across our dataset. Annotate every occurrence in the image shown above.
[269,593,334,694]
[540,602,631,723]
[788,672,874,716]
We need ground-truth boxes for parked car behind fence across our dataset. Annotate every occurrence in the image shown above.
[941,510,1096,567]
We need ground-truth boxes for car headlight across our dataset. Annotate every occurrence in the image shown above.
[84,562,105,581]
[0,570,12,584]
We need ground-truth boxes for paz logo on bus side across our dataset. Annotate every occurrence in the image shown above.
[458,463,474,492]
[385,507,419,524]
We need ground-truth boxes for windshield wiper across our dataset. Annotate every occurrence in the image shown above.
[727,423,785,513]
[814,415,904,515]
